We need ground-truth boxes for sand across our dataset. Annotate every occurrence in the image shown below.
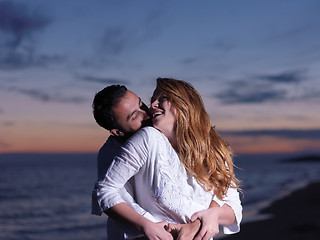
[221,181,320,240]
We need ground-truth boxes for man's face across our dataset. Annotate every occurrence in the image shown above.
[111,90,150,134]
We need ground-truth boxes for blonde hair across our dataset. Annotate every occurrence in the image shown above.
[156,78,240,200]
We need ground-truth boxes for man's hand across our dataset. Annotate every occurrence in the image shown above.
[165,219,201,240]
[142,221,174,240]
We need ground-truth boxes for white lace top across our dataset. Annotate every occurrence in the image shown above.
[96,127,242,234]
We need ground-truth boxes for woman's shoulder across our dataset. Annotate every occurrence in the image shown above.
[136,126,163,137]
[126,126,163,144]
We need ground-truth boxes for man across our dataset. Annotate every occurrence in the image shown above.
[91,85,156,239]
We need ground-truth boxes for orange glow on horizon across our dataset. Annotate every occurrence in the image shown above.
[0,123,109,154]
[227,136,320,154]
[1,129,319,155]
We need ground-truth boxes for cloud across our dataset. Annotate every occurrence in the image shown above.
[99,26,128,55]
[78,75,129,85]
[221,129,320,141]
[6,86,88,104]
[214,69,308,104]
[97,6,166,57]
[301,90,320,101]
[210,40,236,52]
[0,1,50,48]
[215,83,286,104]
[0,52,66,70]
[0,1,64,69]
[257,70,305,84]
[181,57,197,65]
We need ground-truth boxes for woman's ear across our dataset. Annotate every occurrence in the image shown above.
[110,129,124,137]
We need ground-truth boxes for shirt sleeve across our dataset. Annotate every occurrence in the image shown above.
[212,186,242,234]
[91,136,155,221]
[94,128,150,213]
[120,178,158,222]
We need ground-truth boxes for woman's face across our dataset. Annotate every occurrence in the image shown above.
[150,88,177,136]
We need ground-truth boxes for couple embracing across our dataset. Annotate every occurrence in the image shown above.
[92,78,242,240]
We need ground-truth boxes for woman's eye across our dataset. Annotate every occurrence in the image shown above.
[159,97,167,102]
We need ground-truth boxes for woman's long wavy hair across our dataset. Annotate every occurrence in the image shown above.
[156,77,240,200]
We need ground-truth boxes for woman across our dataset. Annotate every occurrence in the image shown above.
[96,78,242,240]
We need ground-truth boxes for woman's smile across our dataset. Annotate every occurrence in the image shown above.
[150,88,177,138]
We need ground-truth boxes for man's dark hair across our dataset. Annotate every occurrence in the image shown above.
[92,85,127,131]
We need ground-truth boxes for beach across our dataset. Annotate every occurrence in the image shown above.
[221,181,320,240]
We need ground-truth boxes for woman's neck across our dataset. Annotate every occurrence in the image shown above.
[162,127,179,152]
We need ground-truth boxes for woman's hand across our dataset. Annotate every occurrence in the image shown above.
[190,203,235,240]
[190,207,219,240]
[142,221,174,240]
[165,219,201,240]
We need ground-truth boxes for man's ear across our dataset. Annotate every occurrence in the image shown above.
[110,129,124,137]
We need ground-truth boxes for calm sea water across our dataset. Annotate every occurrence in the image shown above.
[1,152,320,240]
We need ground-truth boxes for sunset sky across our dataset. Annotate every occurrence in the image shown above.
[1,0,319,154]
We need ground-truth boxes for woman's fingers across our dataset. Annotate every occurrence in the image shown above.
[190,211,202,222]
[194,225,219,240]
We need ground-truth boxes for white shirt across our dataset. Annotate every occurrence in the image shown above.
[92,135,157,239]
[95,127,242,234]
[92,135,156,220]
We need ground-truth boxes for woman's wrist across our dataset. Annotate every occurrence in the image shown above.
[217,204,236,226]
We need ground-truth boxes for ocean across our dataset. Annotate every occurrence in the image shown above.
[1,152,320,240]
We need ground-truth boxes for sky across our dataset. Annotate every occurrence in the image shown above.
[0,0,320,155]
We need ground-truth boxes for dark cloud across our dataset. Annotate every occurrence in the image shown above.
[99,27,128,55]
[6,86,87,104]
[97,7,165,58]
[0,1,50,48]
[181,58,197,65]
[221,129,320,141]
[210,40,236,52]
[215,81,286,104]
[0,1,63,69]
[0,52,66,70]
[214,69,308,104]
[78,75,129,85]
[258,70,305,83]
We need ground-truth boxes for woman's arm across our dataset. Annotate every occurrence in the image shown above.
[190,203,235,240]
[166,185,242,240]
[190,186,242,240]
[165,201,220,240]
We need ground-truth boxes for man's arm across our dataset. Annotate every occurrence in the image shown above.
[106,202,173,240]
[94,129,174,239]
[92,137,157,222]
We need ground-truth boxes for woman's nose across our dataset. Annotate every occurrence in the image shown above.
[150,99,159,109]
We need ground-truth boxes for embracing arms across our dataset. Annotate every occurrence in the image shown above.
[167,186,242,240]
